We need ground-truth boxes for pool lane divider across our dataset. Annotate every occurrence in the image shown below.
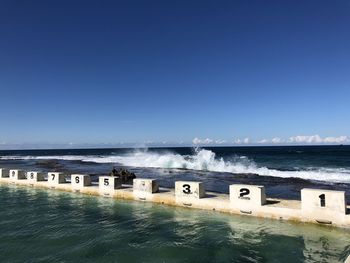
[0,168,349,229]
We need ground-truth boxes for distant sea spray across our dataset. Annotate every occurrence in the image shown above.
[1,148,350,183]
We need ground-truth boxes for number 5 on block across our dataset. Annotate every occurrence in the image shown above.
[99,176,122,196]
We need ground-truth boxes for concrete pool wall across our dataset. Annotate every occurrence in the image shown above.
[1,168,349,229]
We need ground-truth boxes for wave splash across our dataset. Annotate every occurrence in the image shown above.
[1,149,350,183]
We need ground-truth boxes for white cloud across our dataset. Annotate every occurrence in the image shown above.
[271,137,283,144]
[192,137,213,145]
[233,135,349,145]
[323,136,349,143]
[243,137,250,144]
[204,138,213,144]
[192,138,200,144]
[233,138,241,144]
[232,138,250,144]
[192,138,226,145]
[288,135,349,144]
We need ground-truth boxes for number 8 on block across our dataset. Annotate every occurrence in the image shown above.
[26,171,45,183]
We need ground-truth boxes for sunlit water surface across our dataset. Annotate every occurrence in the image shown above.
[0,185,349,263]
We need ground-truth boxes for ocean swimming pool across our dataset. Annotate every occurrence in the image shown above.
[0,185,349,263]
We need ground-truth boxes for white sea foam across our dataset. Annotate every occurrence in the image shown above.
[1,149,350,183]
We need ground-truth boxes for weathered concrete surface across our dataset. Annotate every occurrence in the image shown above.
[0,168,9,178]
[175,181,205,199]
[301,188,347,225]
[99,176,122,197]
[27,171,45,184]
[71,174,91,192]
[0,175,349,229]
[133,178,159,200]
[47,172,66,187]
[9,169,26,182]
[230,184,266,211]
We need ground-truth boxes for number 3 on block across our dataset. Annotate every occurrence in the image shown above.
[182,184,191,194]
[175,181,205,199]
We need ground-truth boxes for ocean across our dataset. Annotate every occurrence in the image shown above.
[1,145,350,262]
[1,145,350,199]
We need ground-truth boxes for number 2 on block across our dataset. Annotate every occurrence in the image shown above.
[239,188,250,200]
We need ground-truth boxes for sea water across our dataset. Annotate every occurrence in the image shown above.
[1,146,350,262]
[0,185,349,263]
[1,146,350,199]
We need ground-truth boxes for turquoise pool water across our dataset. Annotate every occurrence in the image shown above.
[0,185,349,263]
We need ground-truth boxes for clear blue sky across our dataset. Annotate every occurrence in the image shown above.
[0,0,350,148]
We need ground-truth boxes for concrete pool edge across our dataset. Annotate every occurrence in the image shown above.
[1,172,350,230]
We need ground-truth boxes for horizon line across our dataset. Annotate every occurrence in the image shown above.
[0,143,349,151]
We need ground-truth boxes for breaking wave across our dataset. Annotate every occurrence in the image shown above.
[1,149,350,183]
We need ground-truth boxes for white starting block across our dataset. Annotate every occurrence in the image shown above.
[47,172,66,187]
[27,171,45,183]
[133,179,159,194]
[99,176,122,196]
[0,168,9,178]
[175,181,205,199]
[133,179,159,200]
[301,188,346,223]
[9,169,26,182]
[230,184,266,212]
[71,174,91,191]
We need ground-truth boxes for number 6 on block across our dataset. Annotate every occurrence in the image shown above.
[175,181,205,199]
[71,174,91,190]
[229,184,266,210]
